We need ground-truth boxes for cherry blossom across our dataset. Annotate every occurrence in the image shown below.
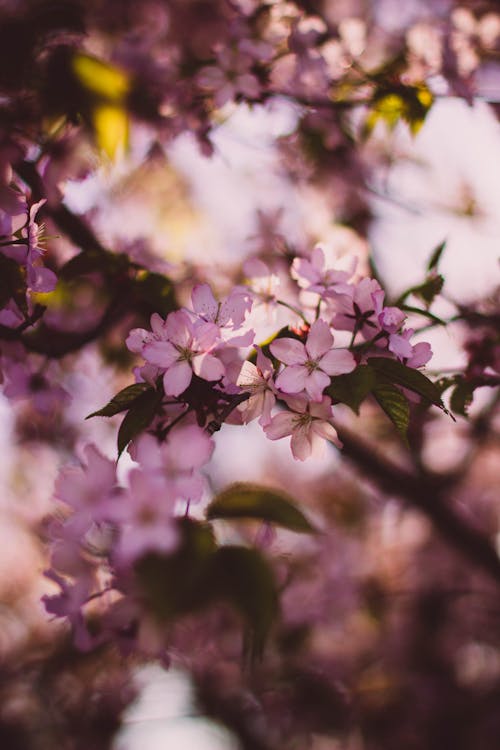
[236,347,276,426]
[292,244,355,298]
[270,319,356,401]
[264,394,340,461]
[142,309,225,396]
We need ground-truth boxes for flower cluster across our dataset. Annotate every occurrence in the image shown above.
[43,424,214,651]
[41,241,436,653]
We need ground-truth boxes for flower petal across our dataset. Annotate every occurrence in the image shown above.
[270,337,307,365]
[276,365,308,394]
[318,348,356,376]
[163,361,192,396]
[306,319,334,359]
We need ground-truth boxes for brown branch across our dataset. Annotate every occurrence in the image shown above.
[336,425,500,584]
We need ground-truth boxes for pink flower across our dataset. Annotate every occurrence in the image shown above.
[107,469,179,564]
[237,348,277,425]
[197,47,261,108]
[191,283,254,346]
[54,444,117,534]
[330,278,383,338]
[292,244,355,297]
[143,309,225,396]
[130,425,214,503]
[264,395,340,461]
[126,312,168,354]
[270,319,356,401]
[2,359,70,414]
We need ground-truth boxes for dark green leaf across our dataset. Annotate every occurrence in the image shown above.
[117,387,162,455]
[207,482,315,533]
[208,546,278,661]
[450,380,475,417]
[326,365,376,414]
[86,382,152,418]
[372,382,410,442]
[396,275,444,307]
[135,519,217,620]
[427,240,446,271]
[367,357,445,408]
[135,521,278,660]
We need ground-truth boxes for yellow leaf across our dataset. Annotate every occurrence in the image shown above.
[72,53,129,102]
[92,104,129,160]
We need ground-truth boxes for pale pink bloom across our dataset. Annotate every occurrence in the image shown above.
[108,469,179,564]
[2,359,70,414]
[54,444,117,533]
[237,348,276,426]
[197,47,261,107]
[264,395,340,461]
[330,278,383,338]
[126,312,168,354]
[387,330,415,361]
[270,319,356,401]
[143,309,225,396]
[43,569,100,651]
[191,283,254,345]
[131,425,214,503]
[292,245,355,298]
[372,288,406,334]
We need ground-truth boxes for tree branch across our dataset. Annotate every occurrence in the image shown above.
[336,425,500,584]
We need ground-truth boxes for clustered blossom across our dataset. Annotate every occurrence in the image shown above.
[41,244,436,651]
[44,424,215,651]
[123,249,432,463]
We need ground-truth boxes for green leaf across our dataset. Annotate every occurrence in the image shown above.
[208,546,278,661]
[86,383,152,418]
[367,357,445,408]
[372,382,410,442]
[135,519,217,620]
[326,365,376,414]
[135,521,278,660]
[396,275,444,307]
[427,240,446,272]
[450,380,475,417]
[207,482,315,533]
[117,387,162,455]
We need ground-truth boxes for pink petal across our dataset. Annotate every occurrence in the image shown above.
[220,289,252,327]
[163,361,192,396]
[167,425,214,470]
[193,320,220,351]
[407,341,432,368]
[318,349,356,376]
[192,283,218,321]
[143,340,178,368]
[306,319,333,359]
[276,365,308,394]
[388,333,414,360]
[165,310,193,347]
[304,370,330,401]
[264,411,295,440]
[312,419,341,447]
[193,353,225,381]
[290,427,313,461]
[270,337,307,365]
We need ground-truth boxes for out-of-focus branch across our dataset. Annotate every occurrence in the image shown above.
[336,424,500,584]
